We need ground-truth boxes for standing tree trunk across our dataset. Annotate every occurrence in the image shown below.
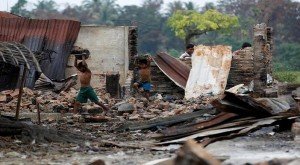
[185,32,205,46]
[185,35,193,46]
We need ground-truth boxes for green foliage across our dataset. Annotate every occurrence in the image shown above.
[199,32,246,51]
[116,0,165,54]
[10,0,31,17]
[274,43,300,71]
[274,71,300,84]
[167,9,239,43]
[8,0,300,65]
[167,49,181,58]
[34,0,58,12]
[82,0,119,25]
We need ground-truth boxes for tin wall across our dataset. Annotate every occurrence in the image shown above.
[0,12,81,90]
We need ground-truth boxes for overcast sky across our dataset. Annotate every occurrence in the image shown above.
[1,0,219,11]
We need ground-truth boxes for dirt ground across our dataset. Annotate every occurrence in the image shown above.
[0,118,299,165]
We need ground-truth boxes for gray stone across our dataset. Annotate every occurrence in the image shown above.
[169,103,177,109]
[292,87,300,98]
[292,122,300,142]
[117,103,135,115]
[5,151,21,158]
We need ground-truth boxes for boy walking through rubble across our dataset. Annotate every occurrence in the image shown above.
[133,56,152,99]
[73,57,109,114]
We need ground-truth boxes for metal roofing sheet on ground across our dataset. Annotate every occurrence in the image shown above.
[153,52,190,89]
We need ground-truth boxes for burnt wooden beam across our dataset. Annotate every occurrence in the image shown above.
[15,68,27,120]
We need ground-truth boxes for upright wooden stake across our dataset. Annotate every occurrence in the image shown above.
[15,68,27,120]
[37,102,41,125]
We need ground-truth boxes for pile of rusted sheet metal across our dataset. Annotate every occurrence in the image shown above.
[115,85,299,150]
[152,89,299,149]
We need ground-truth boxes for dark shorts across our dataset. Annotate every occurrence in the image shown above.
[137,81,152,92]
[76,86,99,103]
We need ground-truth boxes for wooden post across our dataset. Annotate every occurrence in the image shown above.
[106,72,120,98]
[266,27,273,75]
[37,102,41,125]
[15,68,27,120]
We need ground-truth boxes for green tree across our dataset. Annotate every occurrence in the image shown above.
[274,43,300,71]
[117,0,165,54]
[166,1,184,16]
[168,9,239,45]
[10,0,31,17]
[184,1,198,10]
[31,0,60,19]
[34,0,58,12]
[82,0,119,25]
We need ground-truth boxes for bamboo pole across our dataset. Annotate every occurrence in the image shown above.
[15,68,27,120]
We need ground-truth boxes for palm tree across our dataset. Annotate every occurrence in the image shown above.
[31,0,60,19]
[184,1,198,11]
[167,1,184,16]
[82,0,119,25]
[10,0,30,17]
[34,0,58,12]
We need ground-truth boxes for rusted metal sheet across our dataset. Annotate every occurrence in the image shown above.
[0,12,20,18]
[115,109,213,132]
[0,15,81,90]
[212,92,274,116]
[157,112,238,141]
[158,126,246,145]
[39,20,81,79]
[152,52,190,89]
[185,45,232,99]
[200,117,285,147]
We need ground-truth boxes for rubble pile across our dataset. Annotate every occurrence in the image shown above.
[0,88,77,113]
[112,94,216,121]
[0,85,217,122]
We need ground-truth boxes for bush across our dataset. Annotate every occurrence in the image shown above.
[274,71,299,83]
[167,49,181,58]
[274,43,300,71]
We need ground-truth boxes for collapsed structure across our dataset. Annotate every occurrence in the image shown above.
[0,11,299,165]
[0,12,80,90]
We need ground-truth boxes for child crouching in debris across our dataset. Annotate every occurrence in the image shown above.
[73,57,109,114]
[133,56,152,99]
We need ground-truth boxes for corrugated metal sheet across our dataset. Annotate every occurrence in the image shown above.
[152,52,190,89]
[0,14,80,90]
[0,12,20,18]
[0,42,41,71]
[185,45,232,99]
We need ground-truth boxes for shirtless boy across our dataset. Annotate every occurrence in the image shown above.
[133,56,152,99]
[73,57,109,113]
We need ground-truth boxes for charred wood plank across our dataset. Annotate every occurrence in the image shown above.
[157,126,246,145]
[158,112,238,140]
[115,109,214,132]
[200,116,292,147]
